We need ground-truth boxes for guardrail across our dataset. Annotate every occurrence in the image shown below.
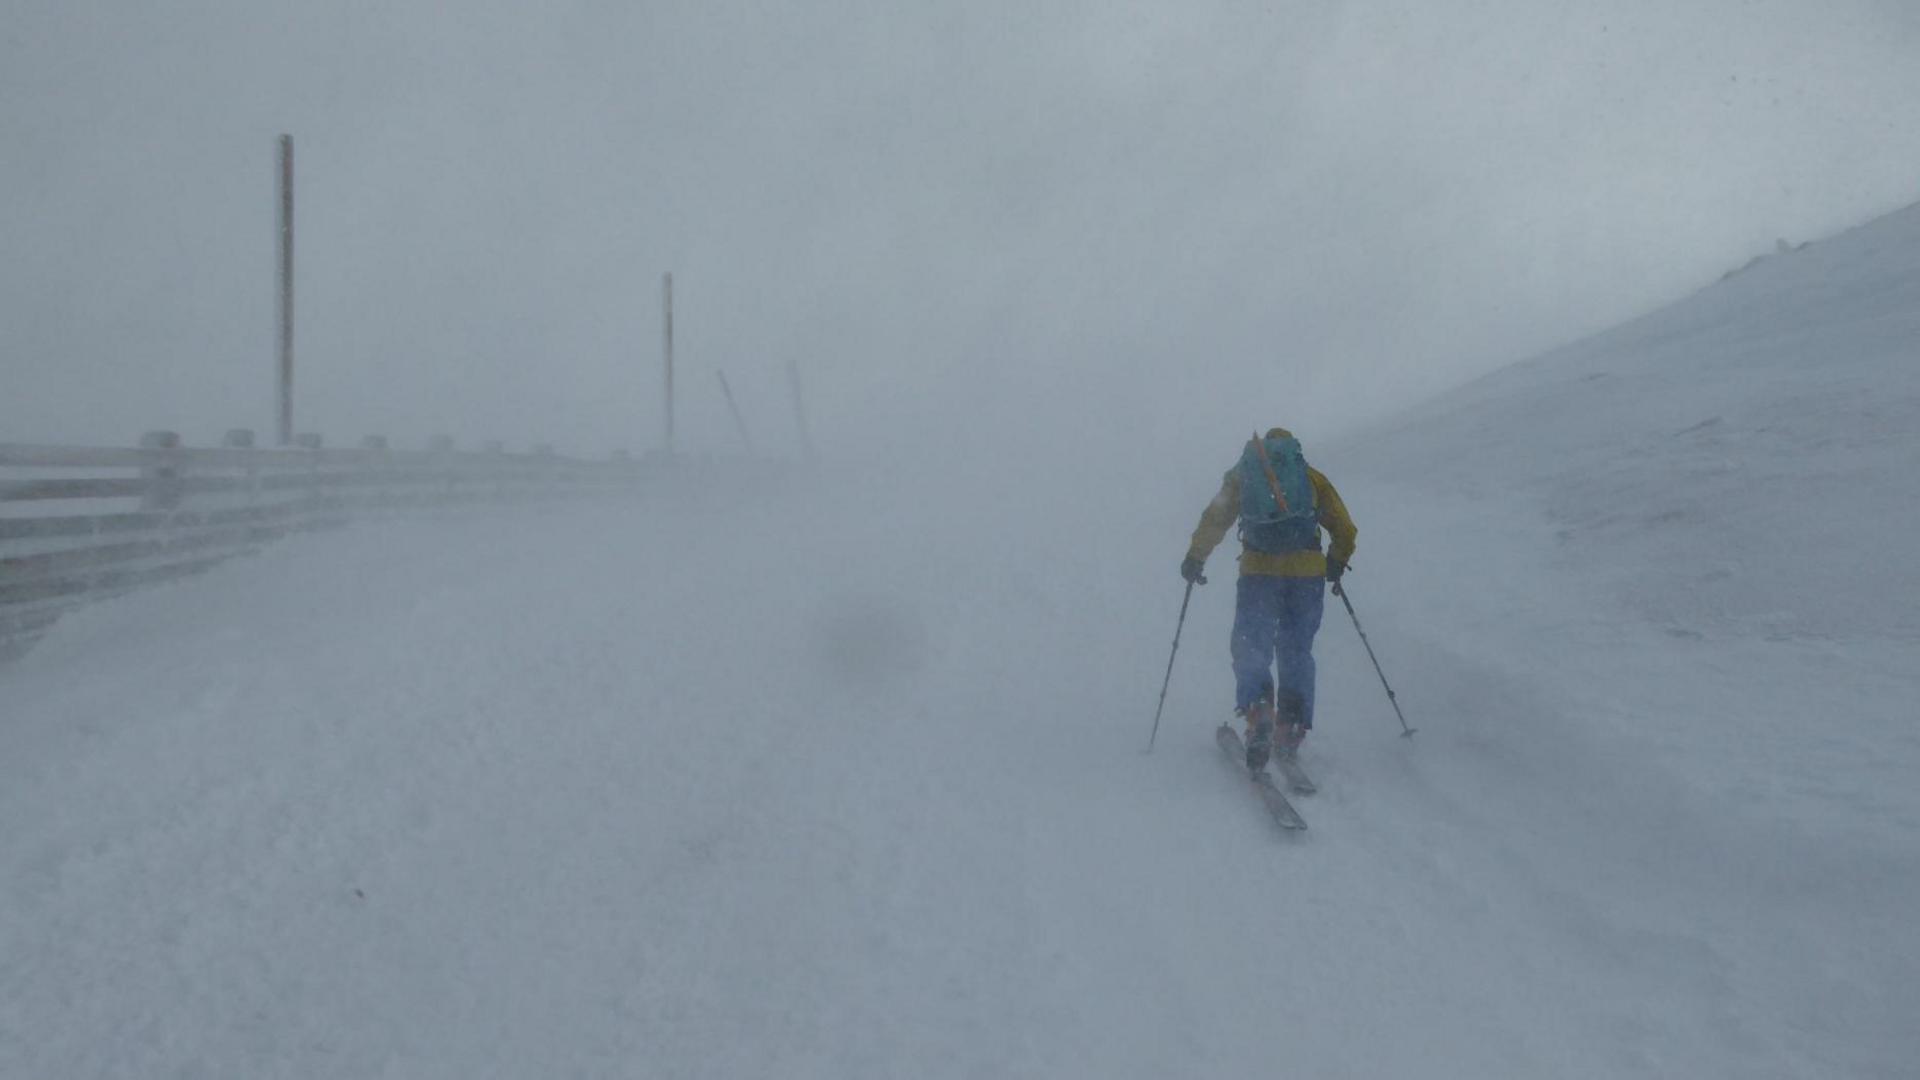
[1,429,661,661]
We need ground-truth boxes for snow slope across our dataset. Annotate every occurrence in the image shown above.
[3,204,1918,1078]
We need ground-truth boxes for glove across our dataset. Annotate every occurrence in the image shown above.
[1180,556,1208,585]
[1325,558,1347,585]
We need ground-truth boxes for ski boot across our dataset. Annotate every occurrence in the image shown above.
[1238,697,1276,773]
[1274,691,1309,761]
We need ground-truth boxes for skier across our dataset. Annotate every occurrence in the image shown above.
[1181,428,1357,773]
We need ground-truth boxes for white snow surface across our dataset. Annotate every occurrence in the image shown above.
[4,205,1919,1078]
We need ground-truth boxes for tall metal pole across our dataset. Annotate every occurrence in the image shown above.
[788,357,814,461]
[661,272,674,457]
[277,135,295,446]
[716,369,755,455]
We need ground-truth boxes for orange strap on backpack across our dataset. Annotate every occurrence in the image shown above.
[1249,431,1290,513]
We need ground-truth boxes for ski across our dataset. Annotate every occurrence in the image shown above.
[1273,752,1317,796]
[1214,724,1307,831]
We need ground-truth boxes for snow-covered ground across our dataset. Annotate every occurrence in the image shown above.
[3,204,1917,1078]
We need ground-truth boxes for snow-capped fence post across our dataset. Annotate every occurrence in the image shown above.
[531,444,558,502]
[294,433,324,518]
[427,435,457,504]
[359,436,392,517]
[483,440,506,503]
[139,431,184,512]
[224,429,260,504]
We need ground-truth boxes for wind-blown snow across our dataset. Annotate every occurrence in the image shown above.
[3,205,1918,1078]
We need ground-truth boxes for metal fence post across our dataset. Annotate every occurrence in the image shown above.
[139,430,184,512]
[224,428,258,504]
[294,432,323,518]
[483,440,506,503]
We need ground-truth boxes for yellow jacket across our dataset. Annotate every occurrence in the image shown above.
[1187,429,1357,578]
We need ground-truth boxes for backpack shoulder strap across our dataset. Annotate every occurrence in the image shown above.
[1246,431,1292,513]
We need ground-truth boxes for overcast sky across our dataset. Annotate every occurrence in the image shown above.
[4,1,1919,459]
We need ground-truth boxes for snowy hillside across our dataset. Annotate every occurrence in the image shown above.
[1351,201,1920,644]
[3,202,1918,1079]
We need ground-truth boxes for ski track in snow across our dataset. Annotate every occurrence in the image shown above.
[4,206,1920,1077]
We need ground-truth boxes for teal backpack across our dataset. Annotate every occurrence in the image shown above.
[1237,433,1319,553]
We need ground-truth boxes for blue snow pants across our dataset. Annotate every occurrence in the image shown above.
[1231,574,1326,726]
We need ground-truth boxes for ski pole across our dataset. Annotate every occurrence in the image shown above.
[1332,579,1416,738]
[1145,579,1199,753]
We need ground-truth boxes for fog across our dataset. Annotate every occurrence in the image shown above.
[4,1,1919,463]
[4,188,1917,1074]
